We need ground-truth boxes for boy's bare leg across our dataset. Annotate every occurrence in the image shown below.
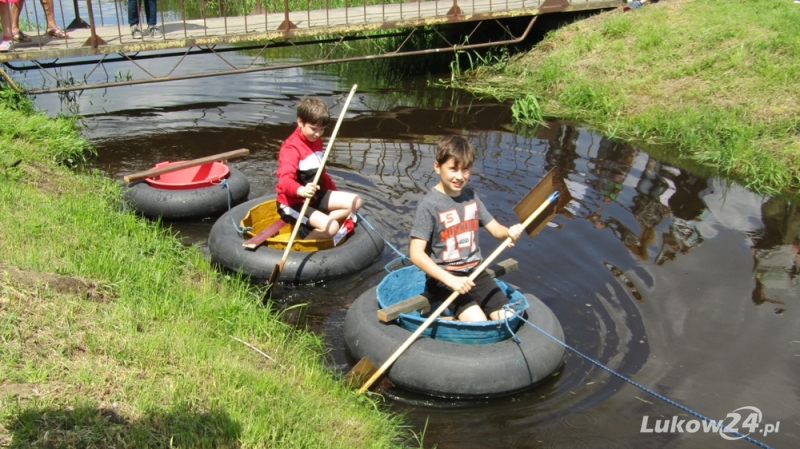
[320,190,362,223]
[1,3,12,41]
[9,0,22,36]
[305,208,340,239]
[456,306,513,322]
[40,0,58,31]
[489,308,515,321]
[298,191,362,239]
[457,304,488,322]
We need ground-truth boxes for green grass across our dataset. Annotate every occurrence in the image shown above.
[0,88,411,448]
[449,0,800,195]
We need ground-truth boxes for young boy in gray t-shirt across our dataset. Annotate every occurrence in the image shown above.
[409,135,524,322]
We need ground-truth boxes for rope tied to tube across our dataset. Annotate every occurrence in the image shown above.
[356,212,411,272]
[500,305,774,449]
[218,178,251,236]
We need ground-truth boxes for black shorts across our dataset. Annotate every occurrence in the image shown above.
[424,270,508,318]
[276,189,329,232]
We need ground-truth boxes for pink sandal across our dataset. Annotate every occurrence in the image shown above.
[47,27,69,39]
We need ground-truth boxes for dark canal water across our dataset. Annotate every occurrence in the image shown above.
[23,56,799,448]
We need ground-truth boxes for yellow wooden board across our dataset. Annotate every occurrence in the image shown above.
[240,199,346,251]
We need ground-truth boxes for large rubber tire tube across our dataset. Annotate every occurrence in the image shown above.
[344,286,566,398]
[208,196,385,283]
[123,168,250,220]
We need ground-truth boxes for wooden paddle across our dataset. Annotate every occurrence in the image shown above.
[266,84,358,289]
[123,148,250,183]
[351,168,572,393]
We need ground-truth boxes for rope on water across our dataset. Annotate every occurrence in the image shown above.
[356,212,411,272]
[352,216,771,448]
[501,305,774,449]
[219,179,251,237]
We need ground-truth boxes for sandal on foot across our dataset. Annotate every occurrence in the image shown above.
[13,31,32,43]
[47,27,68,38]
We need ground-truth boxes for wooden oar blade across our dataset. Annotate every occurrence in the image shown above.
[345,357,393,392]
[513,168,573,238]
[344,357,378,389]
[267,263,282,288]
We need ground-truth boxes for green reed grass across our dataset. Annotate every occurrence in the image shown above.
[0,89,411,448]
[511,94,545,126]
[450,0,800,195]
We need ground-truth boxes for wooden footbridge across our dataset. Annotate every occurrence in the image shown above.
[1,0,621,93]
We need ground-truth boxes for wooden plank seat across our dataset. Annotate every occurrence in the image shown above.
[243,218,287,249]
[376,258,519,322]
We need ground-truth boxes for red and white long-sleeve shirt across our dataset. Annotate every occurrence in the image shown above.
[275,126,337,206]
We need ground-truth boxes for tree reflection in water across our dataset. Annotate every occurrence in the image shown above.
[749,197,800,313]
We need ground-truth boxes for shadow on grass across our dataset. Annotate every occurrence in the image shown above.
[4,403,241,448]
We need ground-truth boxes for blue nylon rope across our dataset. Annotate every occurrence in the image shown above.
[360,222,773,448]
[355,212,411,272]
[219,179,251,236]
[501,305,773,449]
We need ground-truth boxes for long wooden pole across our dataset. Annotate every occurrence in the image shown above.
[357,190,560,393]
[123,148,250,182]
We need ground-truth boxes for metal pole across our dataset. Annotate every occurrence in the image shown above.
[82,0,107,47]
[67,0,90,29]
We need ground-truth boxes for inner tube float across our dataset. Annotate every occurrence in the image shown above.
[123,161,250,220]
[208,195,385,283]
[344,266,565,398]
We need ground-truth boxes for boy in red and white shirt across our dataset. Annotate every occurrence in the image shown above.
[275,97,362,242]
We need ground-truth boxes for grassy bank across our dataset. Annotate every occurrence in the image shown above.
[451,0,800,195]
[0,90,409,447]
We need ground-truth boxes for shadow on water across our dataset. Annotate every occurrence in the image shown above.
[18,52,799,448]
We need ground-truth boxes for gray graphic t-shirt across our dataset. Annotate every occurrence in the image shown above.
[410,187,494,273]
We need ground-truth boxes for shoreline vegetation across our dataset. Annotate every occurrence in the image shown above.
[451,0,800,196]
[0,89,409,447]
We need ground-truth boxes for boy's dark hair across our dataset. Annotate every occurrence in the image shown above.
[297,97,331,126]
[435,135,475,168]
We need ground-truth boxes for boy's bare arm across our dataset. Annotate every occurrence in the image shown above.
[409,237,475,295]
[484,220,524,247]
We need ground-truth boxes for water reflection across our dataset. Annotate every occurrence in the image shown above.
[749,197,800,313]
[24,66,797,447]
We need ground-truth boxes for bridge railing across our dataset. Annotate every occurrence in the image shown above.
[7,0,612,53]
[2,0,620,93]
